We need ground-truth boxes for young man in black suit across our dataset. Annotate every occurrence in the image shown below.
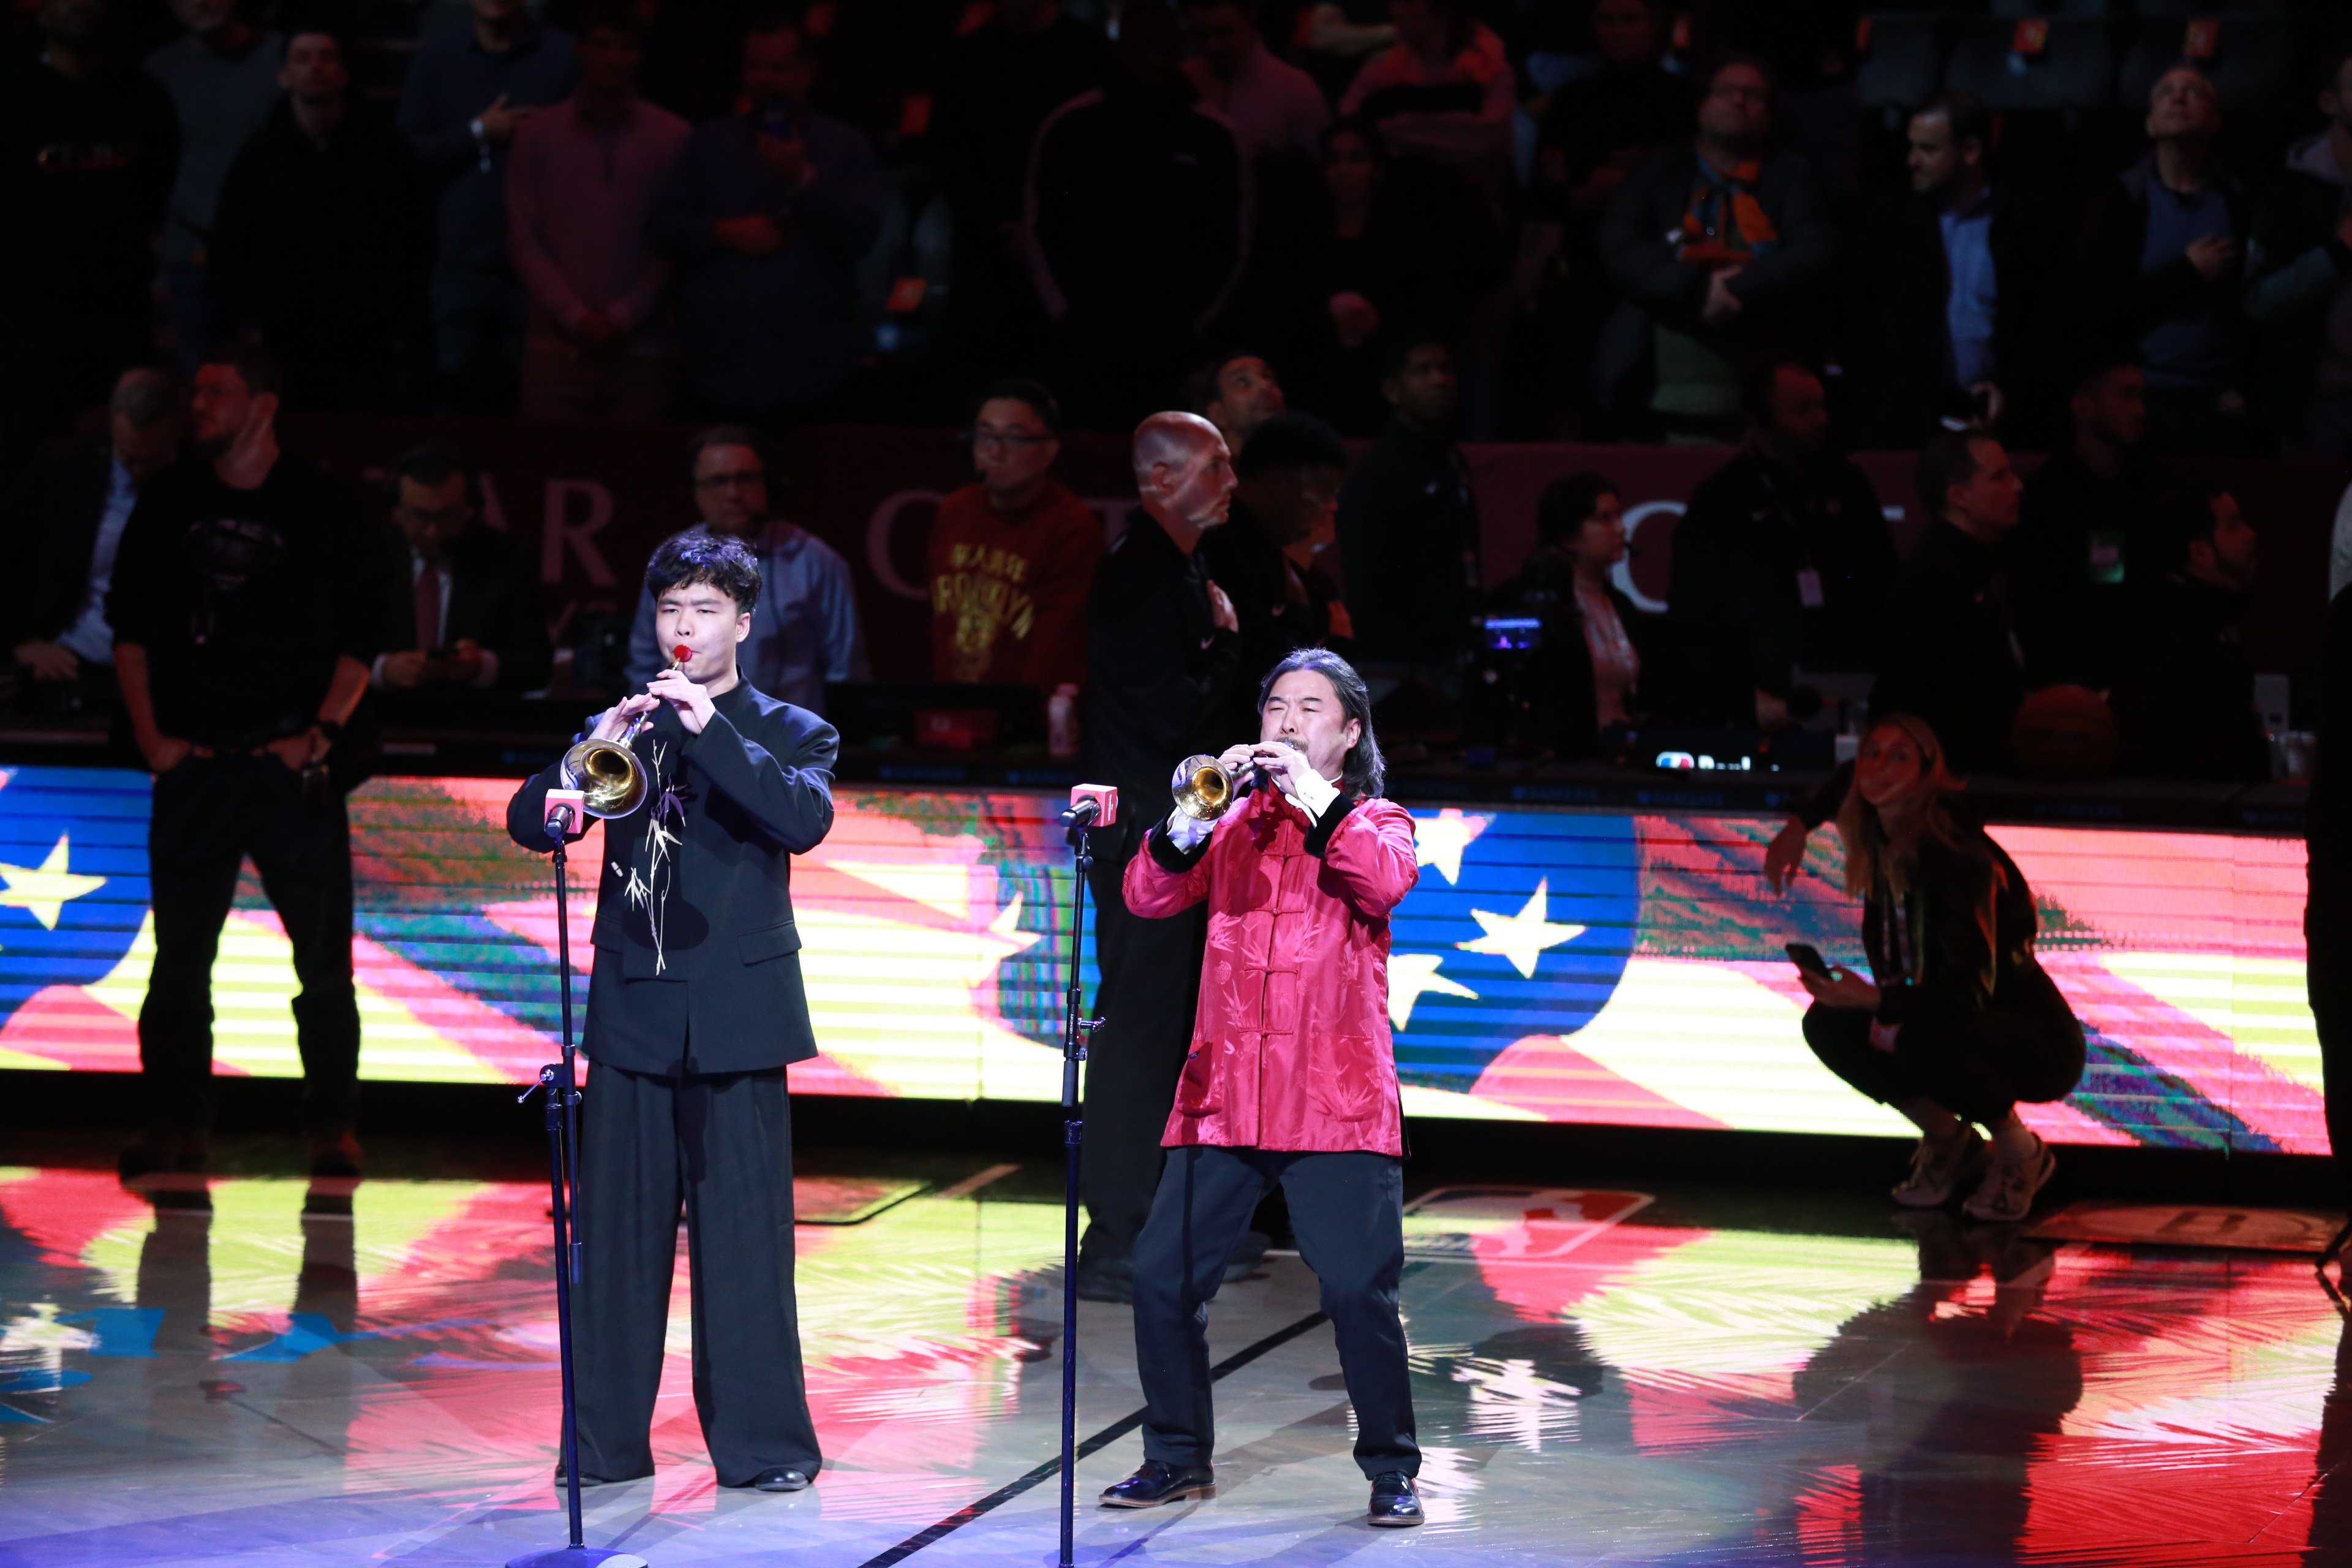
[507,530,837,1493]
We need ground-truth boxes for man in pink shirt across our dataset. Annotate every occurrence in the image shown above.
[1180,0,1329,164]
[507,3,690,418]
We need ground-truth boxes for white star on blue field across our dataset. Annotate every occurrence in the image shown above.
[0,768,148,1017]
[1389,809,1640,1096]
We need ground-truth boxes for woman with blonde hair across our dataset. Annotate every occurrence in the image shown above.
[1799,714,2085,1222]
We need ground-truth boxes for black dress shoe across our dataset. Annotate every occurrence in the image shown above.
[1100,1460,1215,1509]
[1367,1471,1423,1528]
[737,1468,811,1493]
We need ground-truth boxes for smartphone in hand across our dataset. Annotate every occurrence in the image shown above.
[1785,941,1834,980]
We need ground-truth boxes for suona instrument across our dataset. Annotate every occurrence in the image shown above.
[1171,748,1284,821]
[557,644,691,820]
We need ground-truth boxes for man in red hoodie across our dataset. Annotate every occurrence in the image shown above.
[927,378,1103,689]
[1100,645,1425,1529]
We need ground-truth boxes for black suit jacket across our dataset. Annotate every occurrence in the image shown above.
[1336,416,1481,663]
[0,437,113,650]
[1082,515,1242,808]
[507,682,839,1075]
[2003,449,2168,690]
[2110,571,2268,784]
[1842,185,2070,448]
[1870,522,2026,774]
[380,523,553,693]
[2308,586,2352,888]
[1668,447,1896,693]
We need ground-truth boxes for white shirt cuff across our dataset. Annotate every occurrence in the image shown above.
[1163,809,1215,851]
[1288,769,1341,820]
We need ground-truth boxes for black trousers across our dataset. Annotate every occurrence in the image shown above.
[1080,819,1206,1267]
[2307,867,2352,1202]
[573,1061,820,1485]
[138,756,360,1136]
[1803,967,2085,1129]
[1133,1145,1419,1479]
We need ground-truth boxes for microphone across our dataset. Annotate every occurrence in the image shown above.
[1064,783,1118,829]
[545,787,586,845]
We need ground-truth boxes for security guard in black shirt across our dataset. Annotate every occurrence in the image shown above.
[1077,411,1241,1301]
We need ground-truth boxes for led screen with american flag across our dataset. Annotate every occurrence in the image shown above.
[0,767,2315,1153]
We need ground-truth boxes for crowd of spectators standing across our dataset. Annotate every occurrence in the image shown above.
[3,0,2348,796]
[6,0,2351,453]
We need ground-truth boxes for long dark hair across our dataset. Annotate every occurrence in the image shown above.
[1257,647,1386,799]
[1536,470,1621,549]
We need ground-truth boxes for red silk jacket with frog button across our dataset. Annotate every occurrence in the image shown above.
[1121,782,1420,1156]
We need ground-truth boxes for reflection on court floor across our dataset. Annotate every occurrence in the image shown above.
[2,1164,2350,1566]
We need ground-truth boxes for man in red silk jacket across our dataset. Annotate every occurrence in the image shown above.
[1099,646,1426,1529]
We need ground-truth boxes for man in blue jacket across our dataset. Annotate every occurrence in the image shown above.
[508,531,837,1493]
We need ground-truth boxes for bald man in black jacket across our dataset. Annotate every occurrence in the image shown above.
[1077,412,1242,1301]
[508,531,836,1493]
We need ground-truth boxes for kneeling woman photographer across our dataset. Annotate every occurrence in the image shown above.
[1800,715,2085,1223]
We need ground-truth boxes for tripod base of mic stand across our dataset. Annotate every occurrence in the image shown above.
[507,1547,649,1568]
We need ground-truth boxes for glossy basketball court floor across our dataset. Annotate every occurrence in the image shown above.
[5,1149,2352,1567]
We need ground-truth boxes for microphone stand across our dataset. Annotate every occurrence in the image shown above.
[512,810,648,1568]
[1055,803,1103,1568]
